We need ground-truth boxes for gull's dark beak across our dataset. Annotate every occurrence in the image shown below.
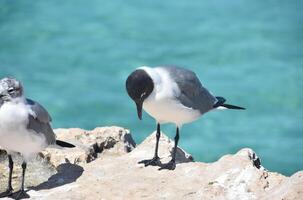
[135,101,143,120]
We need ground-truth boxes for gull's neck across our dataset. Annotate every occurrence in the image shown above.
[10,96,26,104]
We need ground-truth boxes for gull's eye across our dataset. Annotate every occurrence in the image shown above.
[140,92,146,98]
[7,88,14,93]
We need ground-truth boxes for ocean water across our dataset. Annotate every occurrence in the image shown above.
[0,0,302,176]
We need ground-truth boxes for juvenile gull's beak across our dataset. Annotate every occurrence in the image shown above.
[0,93,7,101]
[136,101,143,120]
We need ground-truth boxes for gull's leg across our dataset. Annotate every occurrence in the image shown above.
[138,123,161,166]
[159,126,180,170]
[0,154,14,197]
[15,161,29,199]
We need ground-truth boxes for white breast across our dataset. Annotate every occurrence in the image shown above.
[141,67,201,127]
[0,99,47,160]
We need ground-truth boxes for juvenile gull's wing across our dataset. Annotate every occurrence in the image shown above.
[161,66,217,115]
[26,98,52,123]
[26,98,56,145]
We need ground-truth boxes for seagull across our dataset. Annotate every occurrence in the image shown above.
[0,77,74,199]
[126,65,245,170]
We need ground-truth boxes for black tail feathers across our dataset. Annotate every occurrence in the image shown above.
[214,96,245,110]
[213,97,226,108]
[56,140,75,148]
[221,104,245,110]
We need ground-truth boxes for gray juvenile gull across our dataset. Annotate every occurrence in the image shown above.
[126,65,245,170]
[0,77,74,199]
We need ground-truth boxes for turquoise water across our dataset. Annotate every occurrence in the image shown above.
[0,0,302,176]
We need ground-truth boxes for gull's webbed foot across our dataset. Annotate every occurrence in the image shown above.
[138,156,161,167]
[14,189,29,200]
[0,188,14,198]
[158,160,176,170]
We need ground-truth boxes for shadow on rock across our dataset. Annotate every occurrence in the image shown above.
[173,147,194,164]
[30,163,83,191]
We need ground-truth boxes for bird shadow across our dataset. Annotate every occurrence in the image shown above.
[0,163,83,200]
[173,147,194,164]
[29,163,84,191]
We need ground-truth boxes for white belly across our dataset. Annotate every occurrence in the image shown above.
[0,101,47,160]
[143,97,201,126]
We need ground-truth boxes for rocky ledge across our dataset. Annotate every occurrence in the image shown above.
[0,126,302,200]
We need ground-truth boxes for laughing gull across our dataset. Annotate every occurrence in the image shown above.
[126,65,245,170]
[0,77,74,199]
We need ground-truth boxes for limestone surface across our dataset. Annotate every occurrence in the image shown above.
[0,126,302,200]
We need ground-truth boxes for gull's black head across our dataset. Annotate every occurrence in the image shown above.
[0,77,24,102]
[126,69,154,120]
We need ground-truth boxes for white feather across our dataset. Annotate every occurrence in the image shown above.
[216,106,228,110]
[139,66,201,127]
[0,97,47,161]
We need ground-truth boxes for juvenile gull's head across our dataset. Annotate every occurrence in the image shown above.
[0,77,24,102]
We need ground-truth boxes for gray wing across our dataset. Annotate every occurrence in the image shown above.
[162,66,217,114]
[26,98,56,145]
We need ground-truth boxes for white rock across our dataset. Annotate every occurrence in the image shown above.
[0,127,302,200]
